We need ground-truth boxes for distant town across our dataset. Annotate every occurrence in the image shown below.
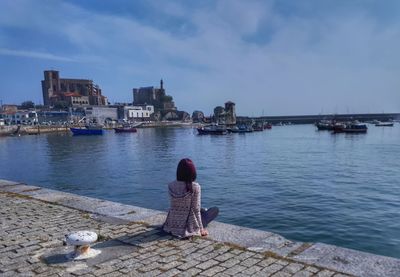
[0,69,237,128]
[1,70,399,135]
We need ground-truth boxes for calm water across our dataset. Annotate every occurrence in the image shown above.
[1,124,399,258]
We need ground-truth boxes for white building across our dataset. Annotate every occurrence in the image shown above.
[85,106,118,124]
[125,105,154,120]
[1,111,38,125]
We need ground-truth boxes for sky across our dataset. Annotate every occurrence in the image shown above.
[0,0,399,116]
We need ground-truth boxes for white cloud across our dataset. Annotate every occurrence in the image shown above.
[0,48,77,62]
[0,0,399,114]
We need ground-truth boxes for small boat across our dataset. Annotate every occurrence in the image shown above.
[253,125,264,132]
[229,125,253,133]
[114,127,137,133]
[375,122,394,127]
[316,121,334,131]
[264,123,272,129]
[197,124,227,135]
[334,122,367,133]
[70,127,103,135]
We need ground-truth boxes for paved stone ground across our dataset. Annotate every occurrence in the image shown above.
[0,192,352,277]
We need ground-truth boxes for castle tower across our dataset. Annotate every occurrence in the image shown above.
[225,101,236,125]
[42,70,61,106]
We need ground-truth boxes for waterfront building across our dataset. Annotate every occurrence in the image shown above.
[41,70,108,107]
[124,105,154,121]
[132,79,191,121]
[64,93,90,107]
[84,106,118,124]
[0,110,38,125]
[37,111,70,125]
[133,79,176,111]
[0,105,18,114]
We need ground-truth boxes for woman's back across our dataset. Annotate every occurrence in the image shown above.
[163,180,202,237]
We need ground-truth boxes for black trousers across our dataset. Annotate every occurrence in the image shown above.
[200,207,219,228]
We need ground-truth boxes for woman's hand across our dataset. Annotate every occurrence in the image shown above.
[200,229,209,236]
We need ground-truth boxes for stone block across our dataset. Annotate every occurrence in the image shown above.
[196,259,219,270]
[294,243,400,277]
[248,234,304,257]
[282,262,304,274]
[293,243,336,264]
[0,183,40,194]
[117,210,167,225]
[201,265,225,276]
[0,179,23,187]
[207,221,274,248]
[293,269,314,277]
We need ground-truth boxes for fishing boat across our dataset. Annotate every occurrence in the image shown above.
[334,122,367,133]
[316,122,332,130]
[114,126,137,133]
[264,123,272,129]
[70,127,103,135]
[375,122,394,127]
[316,120,334,131]
[253,125,264,132]
[197,124,227,135]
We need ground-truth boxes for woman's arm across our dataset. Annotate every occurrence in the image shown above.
[192,184,205,233]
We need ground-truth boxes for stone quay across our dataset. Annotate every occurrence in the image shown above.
[1,179,399,276]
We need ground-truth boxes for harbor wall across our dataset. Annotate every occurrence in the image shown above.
[240,113,400,124]
[0,125,69,136]
[0,179,399,276]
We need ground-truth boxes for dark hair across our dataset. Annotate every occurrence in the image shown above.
[176,158,197,193]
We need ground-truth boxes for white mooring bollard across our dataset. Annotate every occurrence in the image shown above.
[65,231,101,260]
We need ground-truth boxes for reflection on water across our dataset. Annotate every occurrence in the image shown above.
[1,124,400,258]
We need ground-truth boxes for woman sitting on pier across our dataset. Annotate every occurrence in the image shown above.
[163,158,219,238]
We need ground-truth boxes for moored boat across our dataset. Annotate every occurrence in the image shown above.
[114,127,137,133]
[70,127,103,135]
[253,125,264,132]
[375,122,394,127]
[229,125,253,133]
[316,120,335,131]
[264,123,272,129]
[197,124,227,135]
[334,122,367,133]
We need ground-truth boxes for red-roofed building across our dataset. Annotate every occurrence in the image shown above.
[1,105,18,114]
[41,70,108,107]
[64,92,81,97]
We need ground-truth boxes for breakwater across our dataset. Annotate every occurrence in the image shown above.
[239,112,400,124]
[0,125,70,136]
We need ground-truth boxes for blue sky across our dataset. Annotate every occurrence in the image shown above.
[0,0,399,115]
